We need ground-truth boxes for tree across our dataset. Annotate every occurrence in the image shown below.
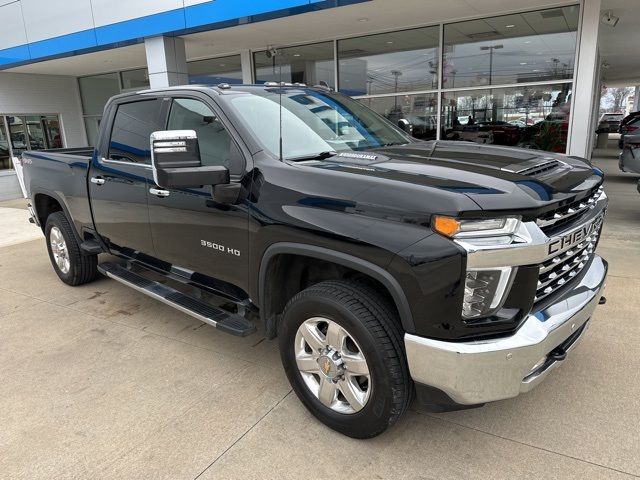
[600,87,634,112]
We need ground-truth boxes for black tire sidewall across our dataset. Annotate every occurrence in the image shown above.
[279,292,399,438]
[45,213,77,284]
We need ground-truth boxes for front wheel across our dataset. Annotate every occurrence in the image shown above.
[45,211,98,286]
[278,280,412,438]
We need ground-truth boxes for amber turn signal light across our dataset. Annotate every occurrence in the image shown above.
[433,216,460,237]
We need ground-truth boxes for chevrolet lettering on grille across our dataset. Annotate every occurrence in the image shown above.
[547,215,603,256]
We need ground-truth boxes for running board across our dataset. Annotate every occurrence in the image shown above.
[98,262,256,337]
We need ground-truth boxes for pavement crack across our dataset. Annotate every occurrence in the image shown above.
[421,413,640,478]
[193,389,293,480]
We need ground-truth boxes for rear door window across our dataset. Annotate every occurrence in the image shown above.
[108,99,164,164]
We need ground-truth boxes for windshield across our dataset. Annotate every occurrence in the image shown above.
[228,87,411,160]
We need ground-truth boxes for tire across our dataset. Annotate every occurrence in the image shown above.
[45,211,98,286]
[278,279,412,438]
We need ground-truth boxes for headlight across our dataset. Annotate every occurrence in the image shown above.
[433,216,521,246]
[463,267,514,319]
[433,215,519,319]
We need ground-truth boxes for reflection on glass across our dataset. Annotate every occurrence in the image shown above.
[443,6,579,88]
[359,93,438,140]
[254,42,335,87]
[79,72,121,116]
[121,68,150,91]
[7,116,28,156]
[441,83,572,152]
[188,55,243,85]
[228,87,410,159]
[338,27,439,96]
[0,119,10,170]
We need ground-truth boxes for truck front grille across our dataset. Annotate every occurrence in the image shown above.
[535,214,604,302]
[536,186,604,233]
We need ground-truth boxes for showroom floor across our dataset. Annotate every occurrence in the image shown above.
[1,147,639,479]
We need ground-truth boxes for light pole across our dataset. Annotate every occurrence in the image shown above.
[391,70,402,108]
[480,44,503,85]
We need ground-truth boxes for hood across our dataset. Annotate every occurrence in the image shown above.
[302,141,602,216]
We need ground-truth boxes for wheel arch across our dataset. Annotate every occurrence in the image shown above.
[258,243,415,338]
[32,191,82,245]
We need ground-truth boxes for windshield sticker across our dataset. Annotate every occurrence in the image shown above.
[336,152,378,161]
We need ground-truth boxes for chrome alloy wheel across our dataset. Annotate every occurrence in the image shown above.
[295,317,372,414]
[50,226,70,274]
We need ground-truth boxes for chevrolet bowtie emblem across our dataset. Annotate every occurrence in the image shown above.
[323,358,332,375]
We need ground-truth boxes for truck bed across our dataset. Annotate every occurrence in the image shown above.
[20,147,94,236]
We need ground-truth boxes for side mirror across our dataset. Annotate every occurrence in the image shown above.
[397,119,413,135]
[150,130,229,188]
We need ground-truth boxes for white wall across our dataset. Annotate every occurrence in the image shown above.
[0,72,86,147]
[0,72,86,200]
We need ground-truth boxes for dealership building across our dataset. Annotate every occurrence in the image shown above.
[0,0,637,200]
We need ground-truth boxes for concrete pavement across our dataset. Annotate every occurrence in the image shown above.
[0,150,639,479]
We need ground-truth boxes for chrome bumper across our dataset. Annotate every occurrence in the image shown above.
[404,255,608,405]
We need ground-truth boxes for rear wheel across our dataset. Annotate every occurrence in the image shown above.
[278,280,412,438]
[45,211,98,286]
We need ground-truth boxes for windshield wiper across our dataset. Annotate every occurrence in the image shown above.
[285,151,337,162]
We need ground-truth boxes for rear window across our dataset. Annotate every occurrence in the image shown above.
[108,99,165,164]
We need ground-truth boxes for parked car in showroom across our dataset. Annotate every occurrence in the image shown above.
[618,112,640,148]
[18,84,608,439]
[597,112,624,133]
[619,133,640,174]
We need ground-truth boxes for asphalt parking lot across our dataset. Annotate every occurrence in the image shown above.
[1,147,639,479]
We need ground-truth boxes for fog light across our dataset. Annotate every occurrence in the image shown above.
[463,267,514,319]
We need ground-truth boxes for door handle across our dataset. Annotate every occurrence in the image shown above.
[90,176,105,185]
[149,187,171,198]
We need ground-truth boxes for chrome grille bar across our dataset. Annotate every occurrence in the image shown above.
[536,186,604,230]
[535,225,602,302]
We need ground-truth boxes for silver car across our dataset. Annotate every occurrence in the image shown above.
[619,133,640,174]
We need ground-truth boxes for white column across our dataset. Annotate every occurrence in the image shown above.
[240,50,253,84]
[144,36,188,88]
[568,0,601,158]
[633,86,640,112]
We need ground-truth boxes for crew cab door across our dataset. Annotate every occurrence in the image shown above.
[89,97,166,255]
[147,94,250,293]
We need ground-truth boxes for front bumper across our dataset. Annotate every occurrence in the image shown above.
[404,255,607,405]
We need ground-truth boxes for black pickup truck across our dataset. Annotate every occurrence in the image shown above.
[19,84,608,438]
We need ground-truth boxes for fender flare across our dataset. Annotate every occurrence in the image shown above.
[258,242,415,334]
[31,188,83,245]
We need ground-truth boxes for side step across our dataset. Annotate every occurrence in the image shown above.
[98,262,256,337]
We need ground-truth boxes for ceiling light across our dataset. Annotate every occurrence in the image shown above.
[520,62,527,65]
[386,41,394,44]
[524,41,531,44]
[506,24,515,28]
[293,54,301,57]
[357,17,369,22]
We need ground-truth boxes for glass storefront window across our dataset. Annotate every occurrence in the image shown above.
[188,55,243,85]
[338,27,440,96]
[254,42,335,87]
[121,68,150,91]
[6,116,28,156]
[442,6,579,88]
[441,83,572,152]
[0,120,10,170]
[78,72,121,116]
[359,93,438,140]
[1,114,63,160]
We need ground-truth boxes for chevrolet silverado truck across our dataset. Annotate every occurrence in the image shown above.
[19,84,608,438]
